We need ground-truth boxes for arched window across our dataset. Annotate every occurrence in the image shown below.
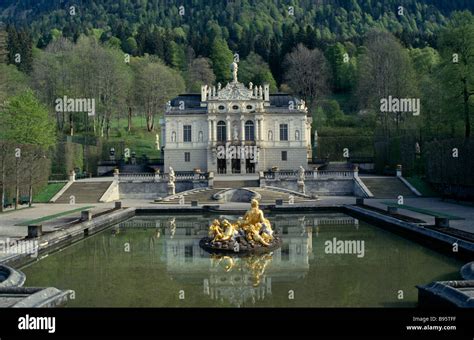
[295,130,300,141]
[217,121,226,142]
[245,120,254,141]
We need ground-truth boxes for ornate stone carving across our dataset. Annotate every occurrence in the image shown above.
[216,81,254,101]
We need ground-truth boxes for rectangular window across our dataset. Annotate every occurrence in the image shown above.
[280,124,288,141]
[185,245,193,263]
[245,121,255,141]
[183,125,192,142]
[184,152,190,162]
[281,151,287,161]
[217,122,226,141]
[281,244,290,262]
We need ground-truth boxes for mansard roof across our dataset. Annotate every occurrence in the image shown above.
[166,93,303,115]
[169,94,201,108]
[269,93,301,107]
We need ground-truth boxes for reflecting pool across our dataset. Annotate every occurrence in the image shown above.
[21,213,463,307]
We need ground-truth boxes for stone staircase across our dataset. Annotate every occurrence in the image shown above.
[319,161,353,171]
[160,188,222,204]
[213,180,259,188]
[55,181,113,203]
[360,177,416,198]
[120,164,148,173]
[158,187,311,204]
[252,188,308,203]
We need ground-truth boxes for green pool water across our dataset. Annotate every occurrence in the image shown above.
[21,213,463,307]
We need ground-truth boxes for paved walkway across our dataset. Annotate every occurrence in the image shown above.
[0,197,472,242]
[367,198,474,234]
[0,203,112,239]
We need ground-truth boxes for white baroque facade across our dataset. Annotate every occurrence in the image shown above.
[161,63,312,174]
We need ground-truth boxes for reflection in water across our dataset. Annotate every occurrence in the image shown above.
[120,214,355,307]
[206,254,274,306]
[21,213,462,307]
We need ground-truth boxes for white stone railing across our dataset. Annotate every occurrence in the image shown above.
[118,173,159,182]
[264,170,355,180]
[277,170,296,179]
[175,172,195,180]
[117,171,208,182]
[309,170,354,179]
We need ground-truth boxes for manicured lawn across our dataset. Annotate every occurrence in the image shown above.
[33,182,67,203]
[95,115,163,159]
[405,176,440,197]
[16,206,95,226]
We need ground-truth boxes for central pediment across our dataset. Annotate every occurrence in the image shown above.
[215,81,254,101]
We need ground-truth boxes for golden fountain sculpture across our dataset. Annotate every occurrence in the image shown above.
[200,199,282,254]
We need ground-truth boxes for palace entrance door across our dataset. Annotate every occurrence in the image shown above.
[217,158,226,174]
[231,158,241,174]
[246,158,255,173]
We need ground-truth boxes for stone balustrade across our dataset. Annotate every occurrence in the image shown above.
[117,171,208,183]
[118,173,158,182]
[264,170,355,180]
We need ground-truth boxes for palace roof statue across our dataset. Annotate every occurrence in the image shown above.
[165,57,308,114]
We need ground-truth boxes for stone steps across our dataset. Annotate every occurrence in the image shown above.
[253,188,307,203]
[158,187,310,204]
[160,188,221,204]
[213,180,259,188]
[55,181,112,203]
[361,177,415,198]
[319,161,353,171]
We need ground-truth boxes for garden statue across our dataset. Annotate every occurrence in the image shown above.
[201,199,281,254]
[168,167,176,183]
[297,165,306,194]
[298,165,305,182]
[231,61,238,83]
[167,167,176,195]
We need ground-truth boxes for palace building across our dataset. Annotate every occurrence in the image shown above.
[161,62,311,174]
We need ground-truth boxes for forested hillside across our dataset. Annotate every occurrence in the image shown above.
[1,0,473,83]
[1,1,473,199]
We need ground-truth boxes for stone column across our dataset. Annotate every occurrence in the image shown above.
[177,120,182,143]
[241,116,247,174]
[255,119,260,141]
[213,119,217,143]
[226,116,231,142]
[208,119,212,144]
[240,116,245,142]
[301,117,306,143]
[226,117,231,174]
